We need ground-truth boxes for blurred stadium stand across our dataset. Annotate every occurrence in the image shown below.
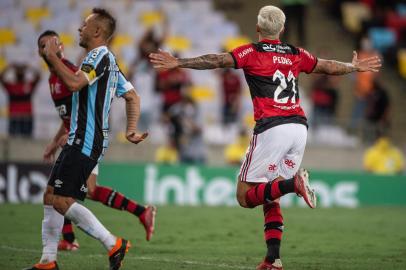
[0,0,405,171]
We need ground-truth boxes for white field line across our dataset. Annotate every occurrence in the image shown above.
[0,245,253,270]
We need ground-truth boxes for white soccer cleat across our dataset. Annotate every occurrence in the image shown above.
[294,168,317,209]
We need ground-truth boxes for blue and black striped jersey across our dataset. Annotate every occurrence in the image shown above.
[68,45,133,161]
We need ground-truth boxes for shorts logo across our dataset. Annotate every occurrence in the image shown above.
[284,159,296,169]
[54,179,63,188]
[268,164,277,172]
[80,185,88,193]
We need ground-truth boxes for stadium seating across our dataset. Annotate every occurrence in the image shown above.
[0,0,246,142]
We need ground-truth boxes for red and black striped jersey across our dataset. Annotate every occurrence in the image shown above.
[230,39,318,134]
[48,58,77,131]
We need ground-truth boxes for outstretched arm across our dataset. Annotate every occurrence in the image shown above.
[313,51,381,75]
[149,50,235,70]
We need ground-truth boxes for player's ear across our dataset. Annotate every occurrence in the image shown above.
[256,24,260,33]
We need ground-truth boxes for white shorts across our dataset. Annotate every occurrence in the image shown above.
[239,123,307,183]
[91,164,99,176]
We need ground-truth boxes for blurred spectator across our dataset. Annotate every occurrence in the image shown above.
[310,74,339,128]
[155,137,179,164]
[0,63,40,137]
[224,128,249,165]
[281,0,309,46]
[349,36,379,133]
[363,136,405,175]
[364,79,390,142]
[137,24,168,63]
[219,68,242,126]
[156,63,191,114]
[128,22,168,131]
[167,95,206,164]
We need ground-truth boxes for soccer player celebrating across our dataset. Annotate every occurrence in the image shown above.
[26,8,148,270]
[37,30,156,252]
[149,5,381,270]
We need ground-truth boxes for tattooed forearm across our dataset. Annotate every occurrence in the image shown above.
[178,53,233,69]
[124,90,140,133]
[313,59,357,75]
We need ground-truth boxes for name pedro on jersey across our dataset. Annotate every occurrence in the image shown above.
[237,48,292,65]
[273,56,292,65]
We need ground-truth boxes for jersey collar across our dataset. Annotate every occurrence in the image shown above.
[260,39,281,44]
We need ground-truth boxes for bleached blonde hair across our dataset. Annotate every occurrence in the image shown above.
[257,5,285,37]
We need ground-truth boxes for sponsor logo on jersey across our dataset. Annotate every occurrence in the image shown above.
[238,47,254,58]
[56,105,67,116]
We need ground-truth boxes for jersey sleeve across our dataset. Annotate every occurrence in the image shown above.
[116,71,134,97]
[229,44,254,69]
[298,48,318,74]
[80,47,108,85]
[62,59,79,72]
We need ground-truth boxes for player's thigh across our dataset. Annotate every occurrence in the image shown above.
[51,146,97,202]
[277,124,307,179]
[43,185,54,205]
[239,127,293,183]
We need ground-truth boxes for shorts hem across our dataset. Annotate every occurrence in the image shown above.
[240,177,269,183]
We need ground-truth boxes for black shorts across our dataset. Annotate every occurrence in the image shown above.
[48,145,97,201]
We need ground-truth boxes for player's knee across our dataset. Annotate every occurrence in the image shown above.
[52,195,74,215]
[43,186,54,205]
[236,190,249,208]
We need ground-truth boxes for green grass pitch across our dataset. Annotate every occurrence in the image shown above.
[1,203,405,270]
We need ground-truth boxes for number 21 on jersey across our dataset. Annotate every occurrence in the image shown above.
[272,70,297,104]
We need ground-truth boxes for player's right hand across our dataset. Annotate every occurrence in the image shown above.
[126,131,148,144]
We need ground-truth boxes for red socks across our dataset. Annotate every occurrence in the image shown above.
[245,179,295,208]
[62,218,75,243]
[91,186,146,217]
[264,202,283,263]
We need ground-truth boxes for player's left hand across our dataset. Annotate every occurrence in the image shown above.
[44,36,59,59]
[126,131,148,144]
[352,51,382,72]
[149,49,179,69]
